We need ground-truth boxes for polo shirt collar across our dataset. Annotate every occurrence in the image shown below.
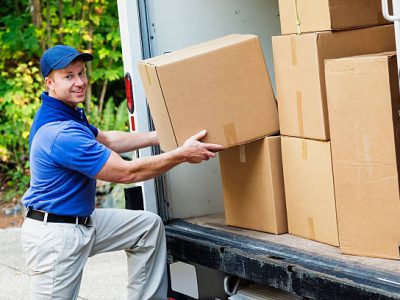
[41,92,85,121]
[29,92,92,148]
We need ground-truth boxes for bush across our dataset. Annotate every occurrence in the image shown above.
[0,0,127,202]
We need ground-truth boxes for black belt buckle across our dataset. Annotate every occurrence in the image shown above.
[81,216,90,226]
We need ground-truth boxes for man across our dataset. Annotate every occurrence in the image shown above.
[21,45,223,300]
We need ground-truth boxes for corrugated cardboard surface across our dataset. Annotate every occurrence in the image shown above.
[138,34,279,152]
[278,0,389,35]
[272,24,395,141]
[326,52,400,259]
[281,136,338,246]
[219,136,287,234]
[137,64,177,150]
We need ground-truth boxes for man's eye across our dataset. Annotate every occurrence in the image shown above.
[66,75,72,79]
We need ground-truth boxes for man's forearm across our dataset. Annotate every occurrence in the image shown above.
[124,148,186,182]
[95,129,223,184]
[97,130,159,153]
[96,147,187,183]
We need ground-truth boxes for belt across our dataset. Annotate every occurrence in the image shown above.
[26,210,91,226]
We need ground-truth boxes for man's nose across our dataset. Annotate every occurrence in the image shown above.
[75,76,85,86]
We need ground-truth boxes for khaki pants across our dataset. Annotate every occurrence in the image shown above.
[20,208,167,300]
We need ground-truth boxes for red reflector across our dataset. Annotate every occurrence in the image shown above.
[130,115,136,132]
[125,73,134,114]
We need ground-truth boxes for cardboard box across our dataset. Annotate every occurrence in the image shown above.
[138,34,279,152]
[219,136,287,234]
[278,0,389,35]
[325,52,400,259]
[281,136,338,246]
[272,24,395,141]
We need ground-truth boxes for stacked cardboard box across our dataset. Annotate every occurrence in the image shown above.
[139,10,400,258]
[280,136,338,246]
[273,25,395,140]
[138,34,278,152]
[273,1,395,247]
[139,34,287,234]
[278,0,389,35]
[219,137,287,234]
[325,52,400,259]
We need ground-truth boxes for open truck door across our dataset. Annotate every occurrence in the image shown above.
[117,1,400,299]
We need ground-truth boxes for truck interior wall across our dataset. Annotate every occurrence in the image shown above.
[146,0,281,219]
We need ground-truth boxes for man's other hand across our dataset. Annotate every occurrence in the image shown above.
[178,130,224,164]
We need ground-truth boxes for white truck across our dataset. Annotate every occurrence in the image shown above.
[117,1,400,299]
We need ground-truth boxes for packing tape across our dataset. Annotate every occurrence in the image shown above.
[239,145,246,163]
[301,139,308,160]
[291,36,298,66]
[296,91,305,137]
[294,0,302,34]
[144,64,152,85]
[308,217,316,240]
[223,123,239,147]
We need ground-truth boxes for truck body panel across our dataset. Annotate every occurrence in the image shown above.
[117,1,400,298]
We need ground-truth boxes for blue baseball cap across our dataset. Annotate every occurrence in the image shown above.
[40,45,93,78]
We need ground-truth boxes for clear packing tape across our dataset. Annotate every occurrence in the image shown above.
[291,36,305,140]
[294,0,302,35]
[223,123,239,148]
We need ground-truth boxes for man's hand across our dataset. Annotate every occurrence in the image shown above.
[178,130,224,164]
[96,129,223,184]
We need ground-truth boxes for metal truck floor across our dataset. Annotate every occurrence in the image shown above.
[166,214,400,300]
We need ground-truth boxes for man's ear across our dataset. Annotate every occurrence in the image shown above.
[44,76,53,91]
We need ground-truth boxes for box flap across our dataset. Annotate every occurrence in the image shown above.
[142,34,258,66]
[137,62,177,151]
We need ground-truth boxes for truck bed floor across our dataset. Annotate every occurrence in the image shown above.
[166,214,400,300]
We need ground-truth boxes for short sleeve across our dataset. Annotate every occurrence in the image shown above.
[89,124,98,137]
[50,122,111,178]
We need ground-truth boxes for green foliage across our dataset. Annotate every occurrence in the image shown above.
[114,101,129,131]
[0,61,42,201]
[0,0,127,202]
[102,97,116,130]
[87,98,128,132]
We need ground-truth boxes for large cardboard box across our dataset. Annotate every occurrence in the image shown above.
[278,0,389,35]
[325,52,400,259]
[272,24,395,141]
[219,136,287,234]
[281,136,338,246]
[138,34,279,152]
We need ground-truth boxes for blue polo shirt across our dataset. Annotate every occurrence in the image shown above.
[22,92,111,217]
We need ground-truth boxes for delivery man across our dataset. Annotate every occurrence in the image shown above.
[20,45,223,300]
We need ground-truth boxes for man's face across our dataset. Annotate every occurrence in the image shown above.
[45,59,88,108]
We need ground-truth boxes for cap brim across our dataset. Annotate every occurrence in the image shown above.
[52,52,94,71]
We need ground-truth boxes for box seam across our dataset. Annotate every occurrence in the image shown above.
[154,67,179,148]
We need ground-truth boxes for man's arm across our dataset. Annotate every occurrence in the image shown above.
[96,130,159,153]
[95,130,223,184]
